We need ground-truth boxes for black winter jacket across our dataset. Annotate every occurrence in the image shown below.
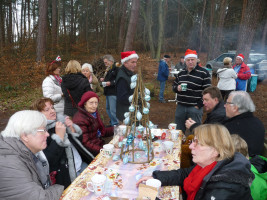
[190,101,227,132]
[223,112,265,156]
[61,73,92,117]
[153,153,254,200]
[103,64,119,96]
[115,65,135,121]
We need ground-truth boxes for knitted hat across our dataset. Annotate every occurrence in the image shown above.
[78,91,99,108]
[163,55,171,59]
[184,49,198,60]
[121,51,139,64]
[82,63,93,73]
[236,54,244,61]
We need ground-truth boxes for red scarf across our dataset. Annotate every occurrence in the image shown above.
[53,75,62,85]
[183,161,217,200]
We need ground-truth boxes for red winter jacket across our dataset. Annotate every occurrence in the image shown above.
[72,108,114,156]
[233,62,251,80]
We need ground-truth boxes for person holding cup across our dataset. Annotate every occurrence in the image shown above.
[99,55,119,126]
[172,49,211,133]
[136,124,254,200]
[73,91,114,156]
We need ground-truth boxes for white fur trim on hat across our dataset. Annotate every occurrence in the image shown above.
[236,56,244,61]
[184,54,198,60]
[121,53,139,64]
[82,63,93,73]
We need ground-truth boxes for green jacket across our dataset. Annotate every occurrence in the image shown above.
[250,155,267,200]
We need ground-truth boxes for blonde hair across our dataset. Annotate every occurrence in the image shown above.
[194,124,235,161]
[231,134,249,158]
[223,57,232,68]
[65,60,82,74]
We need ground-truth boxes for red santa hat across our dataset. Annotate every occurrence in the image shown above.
[236,54,244,61]
[184,49,198,60]
[121,51,139,64]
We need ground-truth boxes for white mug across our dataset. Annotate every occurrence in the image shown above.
[100,144,114,158]
[87,174,106,196]
[163,141,174,154]
[168,123,177,130]
[171,130,179,141]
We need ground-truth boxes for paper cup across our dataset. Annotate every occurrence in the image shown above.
[146,179,162,190]
[181,83,187,91]
[102,82,107,87]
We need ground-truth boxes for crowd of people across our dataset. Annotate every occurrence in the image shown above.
[0,49,266,200]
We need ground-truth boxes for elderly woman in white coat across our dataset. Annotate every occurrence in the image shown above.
[217,57,237,101]
[42,56,64,115]
[0,110,64,200]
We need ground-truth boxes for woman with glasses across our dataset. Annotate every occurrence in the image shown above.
[0,110,64,200]
[72,91,114,156]
[31,98,94,189]
[136,124,254,200]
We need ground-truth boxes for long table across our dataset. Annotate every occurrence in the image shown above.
[60,129,182,200]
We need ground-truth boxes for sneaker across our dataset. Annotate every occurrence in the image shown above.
[159,99,166,103]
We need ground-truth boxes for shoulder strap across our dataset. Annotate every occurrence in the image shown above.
[67,89,78,108]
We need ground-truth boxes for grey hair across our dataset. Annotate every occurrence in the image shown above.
[1,110,47,139]
[229,91,255,113]
[103,55,114,63]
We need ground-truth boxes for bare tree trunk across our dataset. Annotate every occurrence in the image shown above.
[212,0,227,58]
[105,0,109,51]
[70,0,74,44]
[261,19,267,52]
[23,0,26,41]
[21,0,24,40]
[123,0,140,51]
[36,0,48,62]
[8,0,12,45]
[52,0,57,53]
[199,0,206,53]
[0,1,3,51]
[62,0,66,36]
[27,0,30,38]
[85,0,89,51]
[155,0,163,59]
[207,0,215,60]
[146,0,155,58]
[118,0,127,52]
[237,0,264,63]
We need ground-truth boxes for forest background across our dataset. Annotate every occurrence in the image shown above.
[0,0,266,131]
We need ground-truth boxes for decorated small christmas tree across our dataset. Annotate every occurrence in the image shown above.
[119,67,155,164]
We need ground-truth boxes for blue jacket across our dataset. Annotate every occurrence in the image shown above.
[157,59,169,82]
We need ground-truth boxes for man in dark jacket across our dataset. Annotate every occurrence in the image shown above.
[100,55,119,126]
[174,56,185,71]
[116,51,139,122]
[157,55,171,103]
[224,91,265,156]
[186,86,226,132]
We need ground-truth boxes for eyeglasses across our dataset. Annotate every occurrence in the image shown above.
[36,129,48,134]
[225,101,234,105]
[190,138,202,147]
